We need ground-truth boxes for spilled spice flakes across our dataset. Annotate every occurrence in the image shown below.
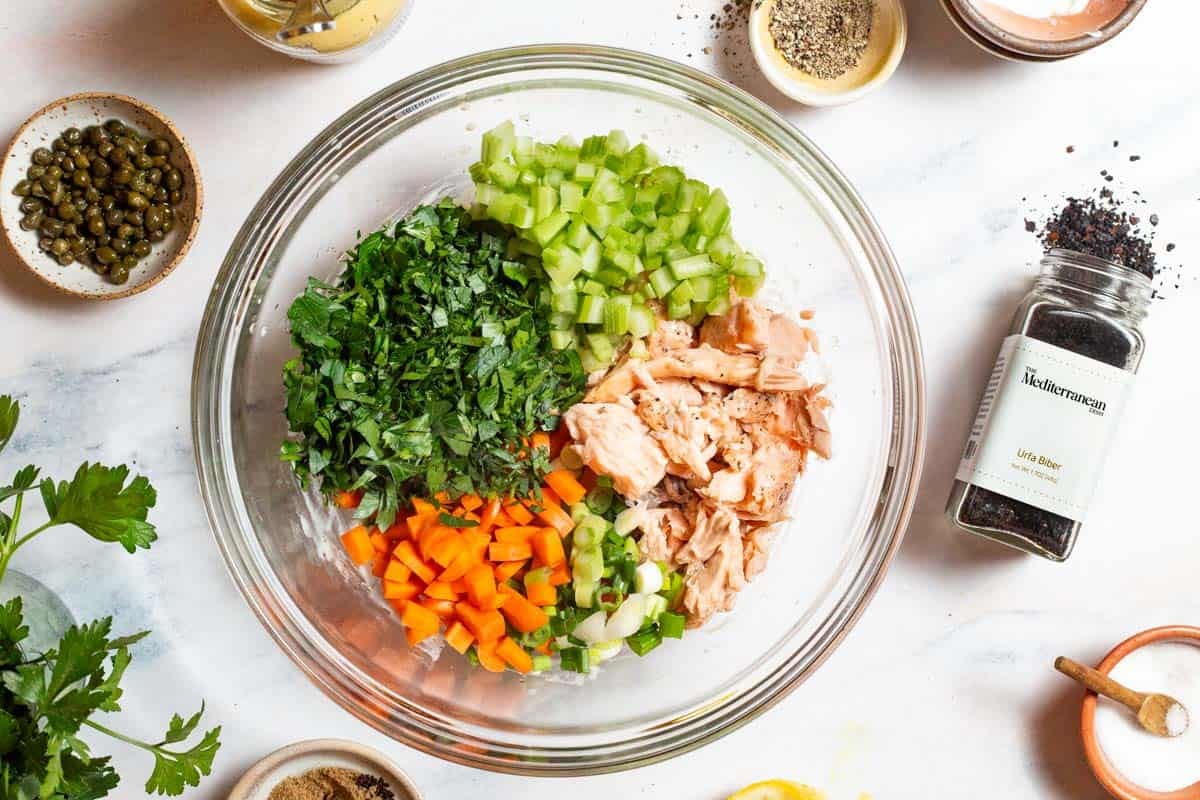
[1037,196,1157,279]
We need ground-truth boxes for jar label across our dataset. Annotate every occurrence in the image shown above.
[955,334,1133,521]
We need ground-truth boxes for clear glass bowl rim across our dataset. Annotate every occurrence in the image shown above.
[192,44,927,775]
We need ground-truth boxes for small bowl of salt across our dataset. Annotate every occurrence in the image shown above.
[749,0,907,107]
[1081,626,1200,800]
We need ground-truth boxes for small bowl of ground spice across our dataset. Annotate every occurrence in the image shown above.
[228,739,422,800]
[749,0,907,106]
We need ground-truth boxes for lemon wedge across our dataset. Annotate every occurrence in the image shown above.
[728,780,826,800]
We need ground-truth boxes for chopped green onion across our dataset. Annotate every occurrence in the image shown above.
[659,611,686,639]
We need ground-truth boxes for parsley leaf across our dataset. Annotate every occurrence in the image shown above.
[39,464,158,553]
[0,396,18,455]
[282,201,586,526]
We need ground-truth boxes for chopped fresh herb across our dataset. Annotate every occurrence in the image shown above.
[282,201,587,528]
[559,646,589,674]
[438,512,478,528]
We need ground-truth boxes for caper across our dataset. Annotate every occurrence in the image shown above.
[91,159,111,178]
[116,223,135,240]
[12,179,32,197]
[48,186,67,206]
[19,197,43,214]
[109,263,130,284]
[40,218,63,237]
[40,174,59,193]
[168,189,182,205]
[148,138,171,156]
[154,187,169,204]
[70,237,88,255]
[161,217,175,234]
[62,127,82,145]
[38,237,53,252]
[87,216,106,236]
[50,238,69,256]
[31,147,53,166]
[164,169,183,191]
[128,174,149,195]
[72,170,90,188]
[135,154,153,170]
[144,207,164,231]
[62,223,78,238]
[100,194,116,211]
[112,166,133,185]
[147,168,162,186]
[96,234,111,247]
[51,138,67,152]
[86,126,108,146]
[73,153,90,170]
[125,191,148,211]
[54,252,74,266]
[110,237,129,255]
[56,201,76,220]
[105,208,123,227]
[124,210,144,226]
[104,119,126,136]
[97,140,115,158]
[109,146,128,164]
[92,261,109,275]
[120,139,139,158]
[132,240,151,257]
[150,155,168,169]
[84,187,100,204]
[26,166,45,182]
[95,245,117,265]
[66,145,83,159]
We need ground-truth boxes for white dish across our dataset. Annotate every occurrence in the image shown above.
[227,739,423,800]
[749,0,908,107]
[0,92,202,300]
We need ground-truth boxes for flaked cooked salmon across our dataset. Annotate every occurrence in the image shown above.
[564,297,832,627]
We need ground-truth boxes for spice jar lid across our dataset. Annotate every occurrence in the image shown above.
[748,0,908,107]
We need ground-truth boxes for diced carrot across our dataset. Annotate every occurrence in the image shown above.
[334,490,363,509]
[464,564,497,609]
[489,541,532,562]
[384,560,412,584]
[505,503,534,525]
[477,497,502,534]
[451,578,469,595]
[492,508,516,528]
[548,423,571,459]
[438,548,478,583]
[386,598,409,617]
[495,526,539,544]
[393,540,437,584]
[424,581,459,601]
[530,431,551,452]
[429,532,465,569]
[455,602,505,642]
[370,530,390,552]
[460,494,484,511]
[445,621,475,654]
[406,626,435,646]
[419,597,457,619]
[401,600,440,634]
[545,469,588,505]
[382,521,409,539]
[535,640,552,656]
[434,491,452,505]
[494,561,525,582]
[496,637,534,674]
[535,501,573,536]
[498,590,550,633]
[371,551,389,578]
[548,563,571,586]
[405,511,438,539]
[341,525,375,566]
[531,528,567,567]
[475,640,506,672]
[383,580,420,604]
[526,581,556,606]
[419,525,456,562]
[411,498,436,515]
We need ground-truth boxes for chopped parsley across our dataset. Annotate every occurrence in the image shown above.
[281,201,586,528]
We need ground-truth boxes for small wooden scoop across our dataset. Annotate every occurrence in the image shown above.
[1056,656,1190,738]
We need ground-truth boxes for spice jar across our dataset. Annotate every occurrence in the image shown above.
[947,248,1151,561]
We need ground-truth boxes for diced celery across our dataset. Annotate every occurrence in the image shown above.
[560,182,585,214]
[585,333,615,363]
[628,338,649,359]
[550,286,579,314]
[677,178,710,213]
[731,254,764,277]
[513,135,534,168]
[666,213,692,241]
[606,248,638,276]
[706,293,733,316]
[577,294,606,325]
[486,160,521,190]
[734,273,765,296]
[488,192,515,224]
[644,229,671,257]
[669,280,695,305]
[648,267,678,298]
[668,253,718,279]
[573,161,597,183]
[686,304,708,327]
[518,169,539,188]
[697,188,731,236]
[667,298,691,320]
[544,168,565,187]
[579,238,603,274]
[614,209,638,233]
[515,237,542,257]
[707,233,742,267]
[683,231,709,254]
[688,275,718,302]
[565,218,593,250]
[574,581,596,608]
[474,182,503,206]
[580,279,606,297]
[594,266,627,288]
[578,348,607,373]
[628,304,656,339]
[534,184,558,222]
[605,129,631,156]
[535,142,558,169]
[580,135,607,163]
[532,210,571,246]
[468,161,489,184]
[543,246,584,287]
[644,254,663,271]
[581,199,616,237]
[587,168,624,204]
[603,295,632,335]
[549,312,576,330]
[509,200,535,229]
[531,654,553,673]
[481,120,515,164]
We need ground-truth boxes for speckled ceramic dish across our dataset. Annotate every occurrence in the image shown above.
[749,0,907,106]
[1081,626,1200,800]
[0,92,202,300]
[227,739,422,800]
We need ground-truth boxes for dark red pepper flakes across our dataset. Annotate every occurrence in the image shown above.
[1037,196,1158,279]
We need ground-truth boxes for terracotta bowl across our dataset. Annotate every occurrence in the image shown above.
[941,0,1147,61]
[227,739,423,800]
[0,92,202,300]
[1081,626,1200,800]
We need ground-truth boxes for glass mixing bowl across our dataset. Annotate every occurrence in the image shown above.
[192,45,925,774]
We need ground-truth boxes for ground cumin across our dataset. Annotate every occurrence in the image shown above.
[268,767,396,800]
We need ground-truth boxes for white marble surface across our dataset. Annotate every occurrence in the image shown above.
[0,1,1197,798]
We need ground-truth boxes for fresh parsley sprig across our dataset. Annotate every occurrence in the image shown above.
[0,395,221,797]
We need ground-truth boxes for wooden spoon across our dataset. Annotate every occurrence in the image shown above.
[1056,656,1190,737]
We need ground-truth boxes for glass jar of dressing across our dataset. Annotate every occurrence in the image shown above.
[946,249,1150,561]
[218,0,413,63]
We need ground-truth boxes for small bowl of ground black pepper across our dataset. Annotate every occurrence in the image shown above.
[228,739,422,800]
[0,92,201,300]
[749,0,907,106]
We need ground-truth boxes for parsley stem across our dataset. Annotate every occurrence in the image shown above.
[84,719,154,752]
[0,492,24,583]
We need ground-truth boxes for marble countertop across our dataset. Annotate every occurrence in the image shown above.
[1,1,1197,798]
